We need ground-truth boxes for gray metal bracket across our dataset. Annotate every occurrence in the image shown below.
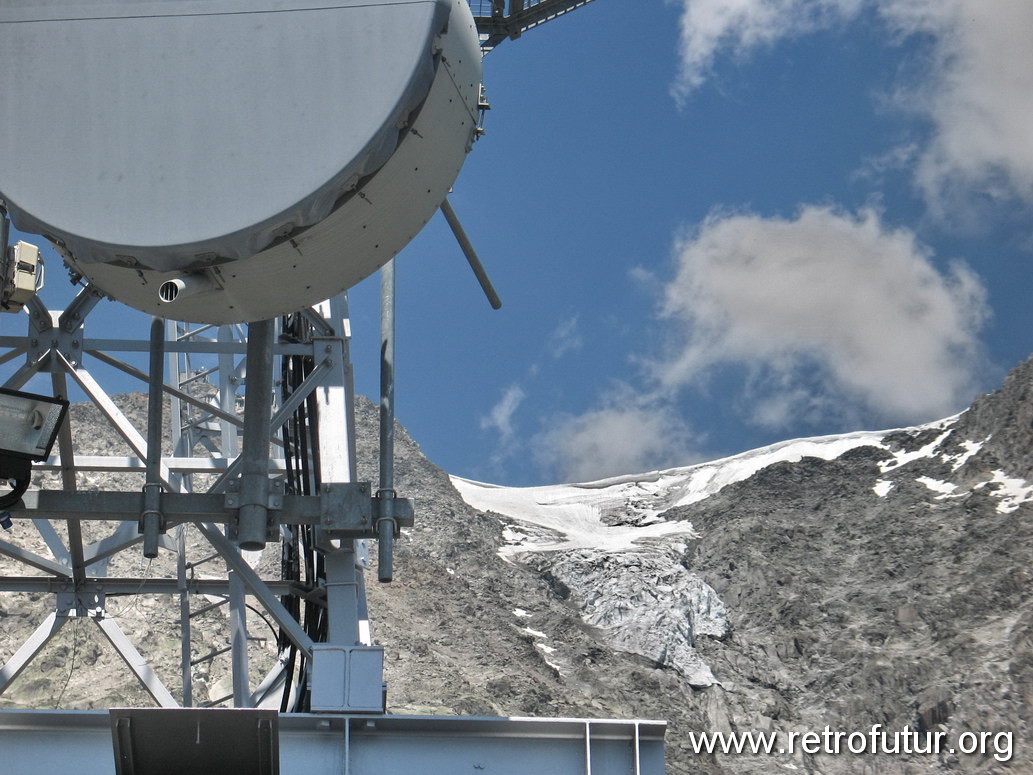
[224,478,286,544]
[472,0,597,50]
[318,483,414,538]
[12,486,413,540]
[55,581,104,617]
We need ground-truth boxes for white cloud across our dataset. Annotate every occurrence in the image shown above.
[744,380,847,429]
[657,206,988,425]
[670,0,863,102]
[480,383,526,443]
[854,143,919,185]
[671,0,1033,209]
[546,314,583,359]
[879,0,1033,209]
[535,398,701,482]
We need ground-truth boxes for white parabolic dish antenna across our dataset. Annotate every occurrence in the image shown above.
[0,0,482,323]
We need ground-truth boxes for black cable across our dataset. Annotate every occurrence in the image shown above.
[0,477,30,509]
[276,311,331,713]
[279,643,297,713]
[0,455,32,509]
[245,602,280,645]
[54,615,81,707]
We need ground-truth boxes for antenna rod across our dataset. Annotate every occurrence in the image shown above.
[141,317,165,558]
[377,259,396,582]
[440,198,502,310]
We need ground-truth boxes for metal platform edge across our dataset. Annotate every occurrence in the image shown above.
[0,709,667,774]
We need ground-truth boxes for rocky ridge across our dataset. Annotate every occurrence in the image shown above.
[457,357,1033,774]
[1,357,1032,774]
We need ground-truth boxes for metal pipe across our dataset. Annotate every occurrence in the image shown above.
[440,197,502,310]
[228,568,251,707]
[176,525,192,706]
[237,319,274,550]
[377,516,394,582]
[157,273,216,304]
[376,261,396,583]
[141,317,165,558]
[380,262,394,496]
[0,205,9,257]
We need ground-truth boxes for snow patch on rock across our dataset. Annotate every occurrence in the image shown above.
[879,423,957,473]
[451,414,989,694]
[942,438,985,471]
[979,470,1033,514]
[915,476,957,496]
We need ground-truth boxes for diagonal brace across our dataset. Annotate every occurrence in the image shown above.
[197,522,314,658]
[94,615,179,708]
[0,612,68,694]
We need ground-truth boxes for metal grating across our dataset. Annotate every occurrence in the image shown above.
[468,0,596,51]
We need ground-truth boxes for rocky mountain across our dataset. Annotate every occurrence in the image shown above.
[455,357,1033,774]
[3,356,1033,774]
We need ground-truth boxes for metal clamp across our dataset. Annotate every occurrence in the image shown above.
[224,479,283,544]
[139,481,164,559]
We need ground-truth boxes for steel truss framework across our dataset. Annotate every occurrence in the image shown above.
[0,277,665,772]
[0,285,400,712]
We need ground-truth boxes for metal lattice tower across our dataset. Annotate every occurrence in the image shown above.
[0,289,385,714]
[0,279,665,774]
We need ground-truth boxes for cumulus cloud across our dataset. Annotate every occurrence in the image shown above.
[535,397,701,483]
[657,206,988,425]
[670,0,863,102]
[671,0,1033,208]
[528,206,986,479]
[880,0,1033,208]
[480,383,526,443]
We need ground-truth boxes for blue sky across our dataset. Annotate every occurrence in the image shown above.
[8,1,1033,487]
